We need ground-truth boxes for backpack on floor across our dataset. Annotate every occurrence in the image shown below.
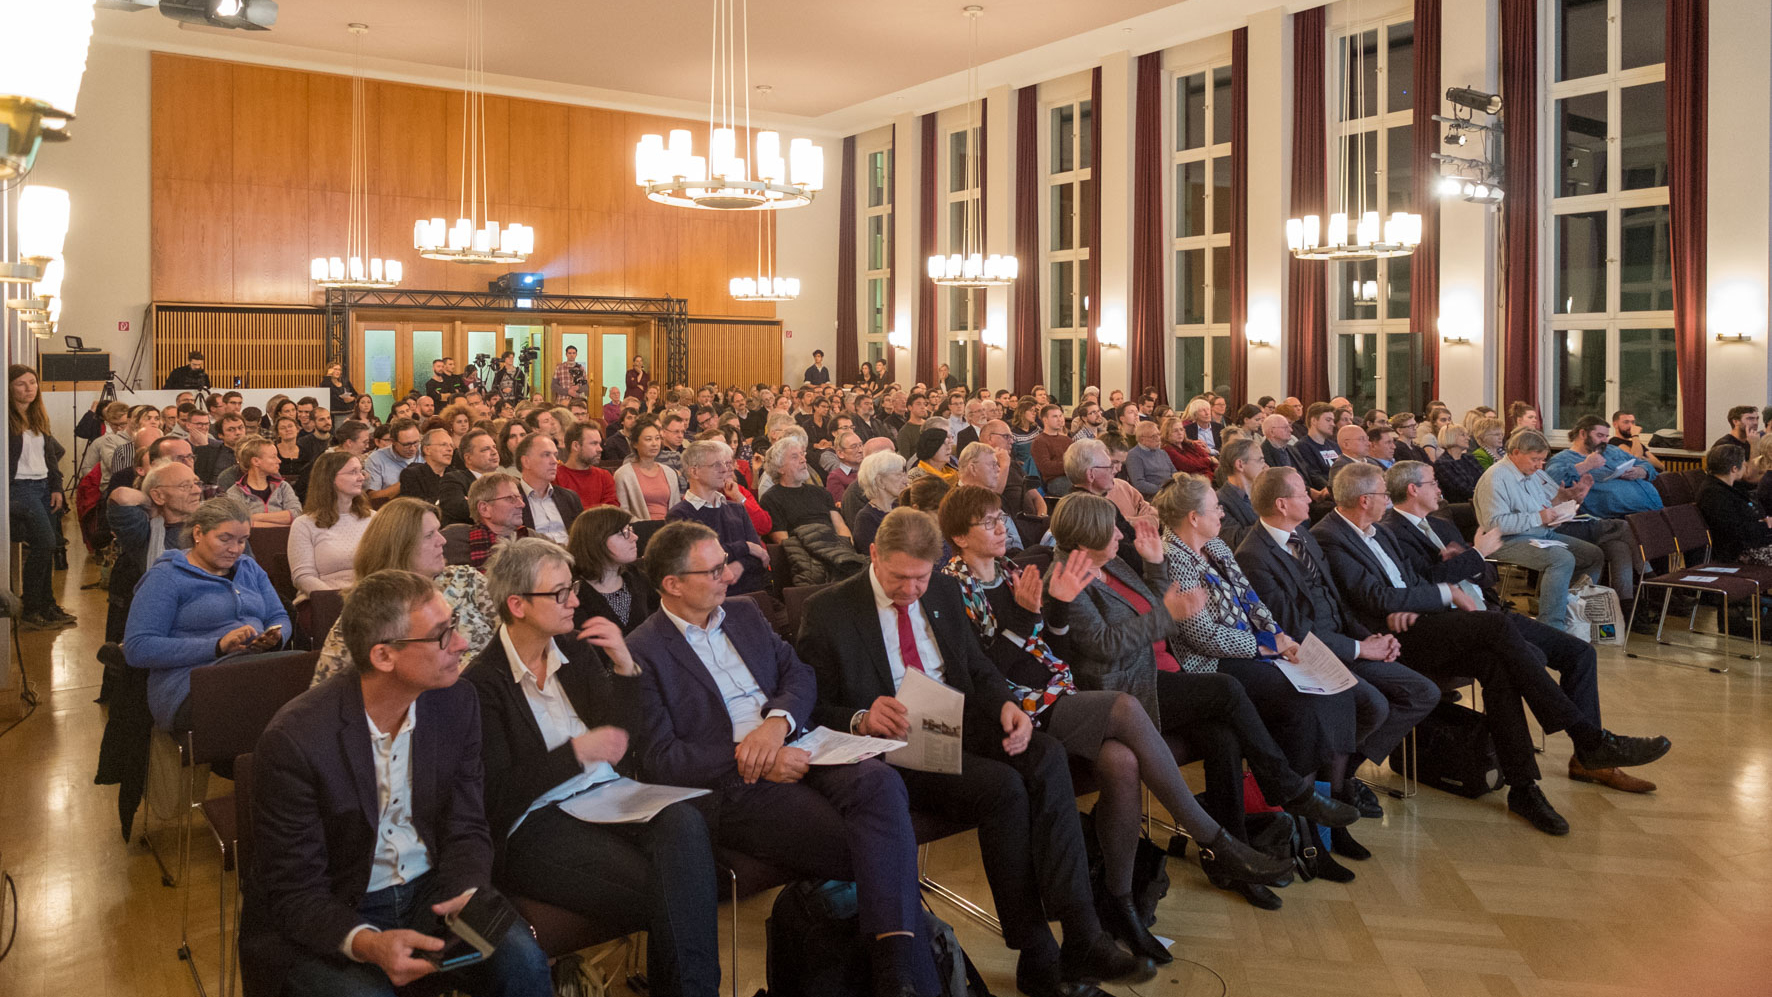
[764,881,994,997]
[1388,701,1504,798]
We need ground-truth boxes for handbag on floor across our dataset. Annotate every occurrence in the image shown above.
[1388,701,1504,798]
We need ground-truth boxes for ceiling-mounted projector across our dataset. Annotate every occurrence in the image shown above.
[157,0,278,30]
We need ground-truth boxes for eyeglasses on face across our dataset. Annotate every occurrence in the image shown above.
[381,608,463,650]
[673,557,736,580]
[970,513,1010,532]
[519,581,583,606]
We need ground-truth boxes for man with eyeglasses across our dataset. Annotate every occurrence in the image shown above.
[979,419,1045,520]
[823,430,864,504]
[443,471,533,569]
[244,568,553,997]
[398,429,457,506]
[956,442,1026,553]
[439,428,505,527]
[110,434,194,497]
[628,521,942,997]
[106,459,206,641]
[515,433,583,546]
[366,418,424,502]
[668,439,769,595]
[1314,462,1670,834]
[1069,402,1107,442]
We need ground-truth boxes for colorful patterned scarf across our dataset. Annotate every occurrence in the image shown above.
[941,554,1074,717]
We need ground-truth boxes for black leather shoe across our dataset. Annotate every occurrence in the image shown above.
[1104,893,1172,964]
[1058,933,1157,986]
[1198,827,1293,884]
[1329,825,1372,860]
[1222,879,1283,910]
[1575,730,1672,770]
[1313,848,1356,883]
[1285,787,1361,827]
[1337,778,1385,819]
[1507,783,1570,836]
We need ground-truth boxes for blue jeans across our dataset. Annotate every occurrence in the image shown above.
[281,872,552,997]
[1491,534,1604,635]
[9,477,58,615]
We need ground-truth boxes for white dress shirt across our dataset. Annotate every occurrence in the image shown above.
[342,701,433,959]
[662,604,792,740]
[868,566,946,687]
[15,430,46,480]
[1393,509,1487,605]
[500,627,618,836]
[522,478,568,543]
[1332,510,1452,606]
[1260,519,1361,661]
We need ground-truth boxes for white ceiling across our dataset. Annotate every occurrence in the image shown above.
[96,0,1199,122]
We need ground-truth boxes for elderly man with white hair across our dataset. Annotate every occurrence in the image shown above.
[841,436,899,531]
[668,438,770,594]
[956,441,1028,552]
[105,459,206,642]
[758,435,850,543]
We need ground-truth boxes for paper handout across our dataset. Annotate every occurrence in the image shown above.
[1267,632,1359,696]
[794,726,907,765]
[556,778,710,824]
[884,668,965,774]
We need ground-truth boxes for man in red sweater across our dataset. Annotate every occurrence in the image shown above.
[554,422,618,510]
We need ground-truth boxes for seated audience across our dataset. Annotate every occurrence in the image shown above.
[956,441,1026,551]
[554,422,619,510]
[497,420,529,473]
[1389,412,1428,464]
[442,471,531,568]
[123,497,289,730]
[105,459,205,642]
[1062,439,1149,569]
[1291,403,1341,493]
[936,485,1289,958]
[614,418,683,522]
[757,436,849,542]
[1711,404,1761,455]
[569,506,658,635]
[311,498,499,686]
[1030,403,1071,484]
[1608,409,1664,471]
[852,448,909,554]
[1182,398,1222,454]
[465,538,718,997]
[1469,416,1507,469]
[1159,415,1217,477]
[364,417,422,501]
[667,439,769,594]
[224,435,300,526]
[288,450,374,595]
[1695,443,1772,564]
[626,521,947,997]
[396,428,455,505]
[823,429,864,503]
[242,568,552,997]
[1124,422,1174,498]
[1328,424,1379,479]
[1432,423,1484,504]
[514,432,583,545]
[907,426,957,485]
[796,509,1157,994]
[1546,415,1662,519]
[1214,436,1266,551]
[439,428,505,526]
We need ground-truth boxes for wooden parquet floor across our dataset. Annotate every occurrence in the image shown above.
[2,546,1769,997]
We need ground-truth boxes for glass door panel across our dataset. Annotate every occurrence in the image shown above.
[411,329,445,399]
[363,328,397,419]
[601,332,630,402]
[506,325,546,397]
[1047,339,1078,407]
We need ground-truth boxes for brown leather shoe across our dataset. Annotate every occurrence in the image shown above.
[1568,757,1657,793]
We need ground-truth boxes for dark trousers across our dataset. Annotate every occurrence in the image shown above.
[9,477,58,615]
[503,802,719,997]
[894,730,1096,957]
[1213,658,1362,776]
[280,871,552,997]
[1509,611,1602,726]
[1346,658,1439,763]
[1155,670,1311,840]
[1391,609,1589,784]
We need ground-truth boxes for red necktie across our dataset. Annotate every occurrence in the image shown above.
[895,603,926,673]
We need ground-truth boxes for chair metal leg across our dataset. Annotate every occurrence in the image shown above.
[1627,585,1739,673]
[176,736,210,997]
[917,842,1002,935]
[727,870,739,997]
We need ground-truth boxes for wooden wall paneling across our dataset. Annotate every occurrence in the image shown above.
[622,202,682,300]
[504,204,567,287]
[684,321,783,391]
[377,194,457,292]
[231,65,310,190]
[151,55,234,184]
[151,177,234,301]
[567,106,622,215]
[306,69,353,193]
[373,81,449,200]
[505,99,569,208]
[565,209,623,297]
[153,306,324,389]
[442,91,509,210]
[233,184,309,304]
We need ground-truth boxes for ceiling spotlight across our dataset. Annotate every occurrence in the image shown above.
[212,0,242,15]
[1446,87,1502,115]
[1436,176,1463,198]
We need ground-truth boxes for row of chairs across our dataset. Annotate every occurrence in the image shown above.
[1625,503,1765,671]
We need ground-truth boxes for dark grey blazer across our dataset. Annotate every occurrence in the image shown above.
[1040,549,1174,721]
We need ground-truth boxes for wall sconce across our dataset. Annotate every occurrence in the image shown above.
[887,328,910,350]
[1097,323,1126,349]
[1244,321,1278,348]
[981,326,1006,350]
[1716,330,1753,343]
[1437,316,1473,345]
[0,2,97,180]
[5,186,70,337]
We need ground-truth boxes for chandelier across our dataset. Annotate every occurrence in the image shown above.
[414,0,534,263]
[730,87,801,301]
[0,1,95,181]
[927,6,1017,288]
[313,24,402,289]
[634,0,823,210]
[1286,13,1420,262]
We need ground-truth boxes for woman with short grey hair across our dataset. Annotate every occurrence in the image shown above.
[852,449,908,554]
[1433,423,1484,503]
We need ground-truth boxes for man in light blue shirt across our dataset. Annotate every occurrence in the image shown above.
[365,417,423,500]
[1473,429,1606,635]
[1546,415,1662,519]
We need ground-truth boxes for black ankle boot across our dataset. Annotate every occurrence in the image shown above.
[1198,828,1292,885]
[1103,893,1172,964]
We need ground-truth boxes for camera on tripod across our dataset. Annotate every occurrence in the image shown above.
[517,345,540,366]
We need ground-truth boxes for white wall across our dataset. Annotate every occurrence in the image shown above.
[773,164,841,383]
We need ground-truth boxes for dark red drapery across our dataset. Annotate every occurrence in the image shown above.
[915,112,938,387]
[1012,85,1043,394]
[835,135,859,384]
[1411,0,1442,404]
[1228,29,1250,410]
[1130,51,1168,404]
[1086,67,1104,391]
[1286,6,1330,403]
[1499,0,1539,411]
[1668,0,1707,447]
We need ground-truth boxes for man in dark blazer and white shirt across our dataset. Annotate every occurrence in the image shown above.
[796,508,1155,997]
[242,569,551,997]
[1379,460,1669,798]
[1311,462,1671,835]
[1232,466,1435,835]
[514,433,583,545]
[626,521,939,997]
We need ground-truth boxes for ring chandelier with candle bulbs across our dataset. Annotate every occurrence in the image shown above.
[313,23,403,289]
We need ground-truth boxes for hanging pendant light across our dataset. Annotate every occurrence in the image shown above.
[635,0,823,210]
[313,23,403,289]
[414,0,534,263]
[928,6,1017,288]
[1286,10,1420,262]
[731,86,801,301]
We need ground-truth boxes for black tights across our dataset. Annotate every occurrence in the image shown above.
[1089,692,1222,896]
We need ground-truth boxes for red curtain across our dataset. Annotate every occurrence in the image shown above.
[1411,0,1442,404]
[885,128,898,384]
[915,112,938,387]
[1085,67,1104,391]
[835,135,859,385]
[1228,29,1250,409]
[1668,0,1707,447]
[1286,6,1330,403]
[1012,85,1043,393]
[1499,0,1539,411]
[1129,51,1168,404]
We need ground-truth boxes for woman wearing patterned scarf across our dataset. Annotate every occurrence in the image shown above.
[937,485,1289,962]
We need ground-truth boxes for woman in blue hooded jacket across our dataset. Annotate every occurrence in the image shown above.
[124,495,288,731]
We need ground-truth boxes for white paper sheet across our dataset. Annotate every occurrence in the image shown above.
[1267,633,1360,696]
[1527,537,1570,549]
[1545,500,1580,526]
[794,726,907,765]
[885,668,965,774]
[1697,566,1740,574]
[556,778,710,824]
[1679,575,1720,583]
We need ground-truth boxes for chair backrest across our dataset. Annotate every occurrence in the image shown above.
[248,525,298,607]
[234,751,256,882]
[304,588,346,649]
[632,518,666,556]
[1013,514,1050,547]
[187,649,321,768]
[1009,545,1054,574]
[1625,509,1678,562]
[766,542,793,596]
[1434,502,1480,544]
[1653,472,1694,507]
[1663,503,1713,563]
[781,582,833,637]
